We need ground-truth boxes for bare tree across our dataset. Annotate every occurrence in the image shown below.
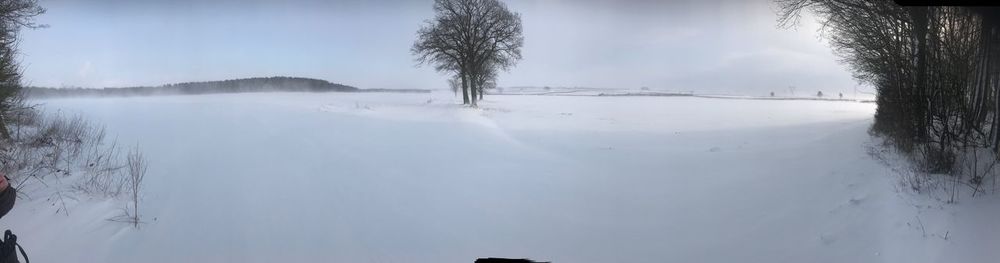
[777,1,1000,194]
[126,145,147,228]
[471,61,498,100]
[412,0,523,106]
[0,0,44,140]
[448,75,462,96]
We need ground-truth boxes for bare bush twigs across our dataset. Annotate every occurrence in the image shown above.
[125,145,146,228]
[1,107,149,227]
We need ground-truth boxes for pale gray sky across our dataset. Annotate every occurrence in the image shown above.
[19,0,862,95]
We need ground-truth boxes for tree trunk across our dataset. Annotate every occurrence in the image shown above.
[0,114,9,140]
[993,30,1000,152]
[911,6,930,141]
[460,73,470,105]
[469,79,478,107]
[478,83,484,101]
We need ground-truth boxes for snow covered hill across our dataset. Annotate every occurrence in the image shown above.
[7,92,998,262]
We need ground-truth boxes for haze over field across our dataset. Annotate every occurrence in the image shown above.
[20,0,862,96]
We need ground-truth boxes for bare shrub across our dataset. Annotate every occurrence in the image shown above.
[867,139,946,199]
[954,147,1000,198]
[1,106,148,226]
[81,137,126,197]
[124,146,146,227]
[867,132,1000,203]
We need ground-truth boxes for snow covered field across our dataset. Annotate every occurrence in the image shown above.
[7,92,1000,262]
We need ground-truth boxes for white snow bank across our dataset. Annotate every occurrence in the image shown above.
[5,91,996,263]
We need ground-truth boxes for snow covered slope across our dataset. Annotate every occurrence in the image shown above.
[8,92,998,262]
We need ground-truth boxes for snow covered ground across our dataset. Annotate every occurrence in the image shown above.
[493,87,876,102]
[7,91,999,262]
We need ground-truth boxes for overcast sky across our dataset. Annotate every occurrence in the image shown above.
[19,0,863,96]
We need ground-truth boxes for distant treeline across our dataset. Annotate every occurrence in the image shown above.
[354,88,431,93]
[22,76,432,98]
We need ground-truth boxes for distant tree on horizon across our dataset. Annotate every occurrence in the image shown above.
[412,0,524,107]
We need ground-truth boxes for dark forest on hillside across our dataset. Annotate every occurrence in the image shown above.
[24,76,360,98]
